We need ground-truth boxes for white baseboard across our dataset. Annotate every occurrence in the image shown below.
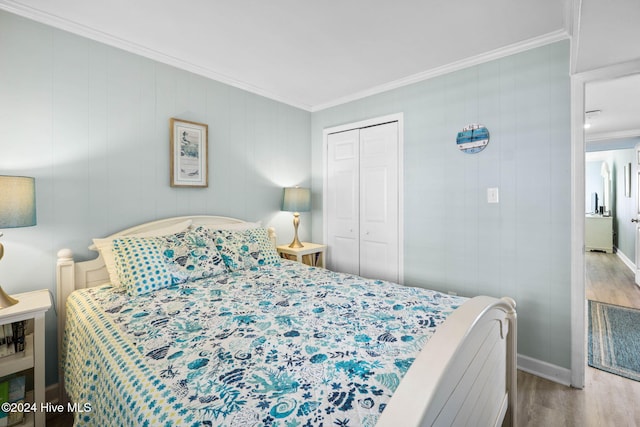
[517,354,572,386]
[615,247,635,273]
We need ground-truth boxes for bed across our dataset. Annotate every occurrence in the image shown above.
[56,215,517,426]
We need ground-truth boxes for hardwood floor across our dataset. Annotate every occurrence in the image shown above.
[586,252,640,309]
[517,252,640,427]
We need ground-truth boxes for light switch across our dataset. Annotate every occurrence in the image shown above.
[487,187,499,203]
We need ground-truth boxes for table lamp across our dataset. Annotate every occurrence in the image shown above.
[281,186,310,248]
[0,176,37,308]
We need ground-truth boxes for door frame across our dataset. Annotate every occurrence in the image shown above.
[571,58,640,389]
[635,143,640,286]
[322,113,405,283]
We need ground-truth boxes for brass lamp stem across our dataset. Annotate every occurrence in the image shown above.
[289,212,304,248]
[0,237,19,309]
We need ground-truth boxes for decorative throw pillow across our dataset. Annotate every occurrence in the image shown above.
[156,226,227,282]
[248,227,280,265]
[212,227,280,271]
[92,219,192,288]
[112,237,177,296]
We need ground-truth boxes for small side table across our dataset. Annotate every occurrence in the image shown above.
[0,289,51,427]
[277,243,327,268]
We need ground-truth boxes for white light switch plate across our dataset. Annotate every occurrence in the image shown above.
[487,187,499,203]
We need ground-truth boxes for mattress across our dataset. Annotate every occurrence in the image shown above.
[63,260,466,426]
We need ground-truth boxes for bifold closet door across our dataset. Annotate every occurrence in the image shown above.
[359,122,398,282]
[326,128,360,276]
[326,121,399,282]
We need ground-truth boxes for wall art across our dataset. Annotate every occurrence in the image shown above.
[170,118,208,187]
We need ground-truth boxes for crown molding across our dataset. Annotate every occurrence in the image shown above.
[0,1,313,111]
[1,1,569,113]
[312,29,570,112]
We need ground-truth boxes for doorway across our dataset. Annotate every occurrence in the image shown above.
[574,65,640,388]
[583,74,640,388]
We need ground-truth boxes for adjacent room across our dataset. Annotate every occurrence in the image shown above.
[0,0,640,426]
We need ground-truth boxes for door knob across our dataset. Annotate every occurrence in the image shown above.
[632,219,639,223]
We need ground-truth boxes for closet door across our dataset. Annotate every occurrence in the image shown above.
[326,121,399,282]
[359,122,398,282]
[326,129,360,275]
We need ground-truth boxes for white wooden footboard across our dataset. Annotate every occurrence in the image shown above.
[377,296,517,427]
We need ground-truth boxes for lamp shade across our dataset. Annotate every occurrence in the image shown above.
[0,176,36,228]
[281,187,311,212]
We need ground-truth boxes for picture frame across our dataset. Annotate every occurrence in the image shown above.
[170,118,208,187]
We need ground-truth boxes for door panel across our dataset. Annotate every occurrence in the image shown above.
[631,144,640,286]
[359,122,398,282]
[327,129,360,275]
[361,166,387,223]
[359,240,390,280]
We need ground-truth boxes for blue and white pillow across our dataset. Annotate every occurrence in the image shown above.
[211,227,280,271]
[112,237,177,296]
[156,226,227,282]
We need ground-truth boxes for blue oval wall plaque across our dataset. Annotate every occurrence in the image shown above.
[456,124,489,154]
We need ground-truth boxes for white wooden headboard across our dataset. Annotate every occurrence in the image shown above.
[55,215,276,403]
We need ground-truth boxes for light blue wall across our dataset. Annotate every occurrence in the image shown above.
[311,41,572,369]
[0,11,311,385]
[611,149,637,260]
[1,8,573,385]
[612,149,637,260]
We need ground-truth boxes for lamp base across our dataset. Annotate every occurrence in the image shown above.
[0,286,18,309]
[288,238,304,248]
[289,212,305,248]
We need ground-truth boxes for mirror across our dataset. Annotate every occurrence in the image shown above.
[585,158,611,215]
[601,161,611,214]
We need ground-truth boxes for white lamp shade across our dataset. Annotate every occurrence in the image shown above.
[281,187,311,212]
[0,176,36,228]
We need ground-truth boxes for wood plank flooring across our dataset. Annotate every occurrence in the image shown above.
[517,252,640,427]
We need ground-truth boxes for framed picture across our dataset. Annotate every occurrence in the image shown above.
[170,118,208,187]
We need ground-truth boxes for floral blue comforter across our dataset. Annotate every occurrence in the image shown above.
[64,261,465,426]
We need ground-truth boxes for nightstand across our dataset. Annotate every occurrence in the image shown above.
[0,289,51,427]
[277,243,327,268]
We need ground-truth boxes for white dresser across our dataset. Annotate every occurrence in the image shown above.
[585,214,613,253]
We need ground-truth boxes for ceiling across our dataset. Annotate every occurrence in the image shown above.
[576,0,640,145]
[1,0,567,111]
[0,0,639,126]
[585,74,640,142]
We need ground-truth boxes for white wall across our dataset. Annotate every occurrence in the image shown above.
[0,10,312,385]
